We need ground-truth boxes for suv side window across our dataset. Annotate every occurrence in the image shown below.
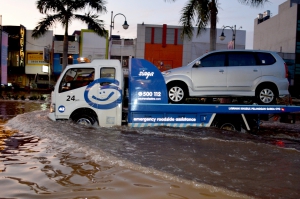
[228,52,256,66]
[200,53,226,67]
[256,52,276,65]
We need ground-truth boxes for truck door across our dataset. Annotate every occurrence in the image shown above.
[56,68,95,119]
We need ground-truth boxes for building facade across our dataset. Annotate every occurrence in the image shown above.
[2,25,26,89]
[136,23,246,71]
[26,30,53,89]
[253,0,300,97]
[52,34,79,76]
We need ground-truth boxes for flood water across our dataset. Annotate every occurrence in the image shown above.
[1,98,300,199]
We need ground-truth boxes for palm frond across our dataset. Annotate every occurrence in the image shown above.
[237,0,269,7]
[180,0,212,39]
[36,0,64,14]
[74,13,107,37]
[31,14,59,38]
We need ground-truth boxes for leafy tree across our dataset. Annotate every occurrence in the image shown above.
[166,0,268,51]
[32,0,108,70]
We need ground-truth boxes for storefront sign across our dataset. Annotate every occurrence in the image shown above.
[53,41,79,54]
[19,26,25,67]
[26,51,48,65]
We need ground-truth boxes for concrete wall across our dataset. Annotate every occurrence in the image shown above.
[253,0,297,53]
[80,30,107,61]
[137,24,246,66]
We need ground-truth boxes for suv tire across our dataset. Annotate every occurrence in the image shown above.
[256,86,277,105]
[167,83,187,104]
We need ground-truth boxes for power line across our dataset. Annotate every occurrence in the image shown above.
[26,41,50,47]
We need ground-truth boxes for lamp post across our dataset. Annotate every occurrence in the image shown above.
[109,11,129,59]
[219,25,236,49]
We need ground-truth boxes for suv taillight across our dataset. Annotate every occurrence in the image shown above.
[284,63,288,78]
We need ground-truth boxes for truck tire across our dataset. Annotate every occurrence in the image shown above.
[217,121,241,132]
[167,83,187,104]
[256,86,277,105]
[74,114,97,126]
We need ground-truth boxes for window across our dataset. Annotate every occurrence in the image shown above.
[59,68,94,93]
[60,56,74,65]
[38,75,49,81]
[100,67,115,86]
[256,52,276,65]
[200,53,226,67]
[8,51,20,67]
[228,52,256,66]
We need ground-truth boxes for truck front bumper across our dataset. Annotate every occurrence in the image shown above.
[48,112,56,121]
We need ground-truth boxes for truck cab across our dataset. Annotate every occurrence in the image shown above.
[48,59,124,127]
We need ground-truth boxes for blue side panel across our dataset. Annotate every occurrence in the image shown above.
[53,54,80,75]
[53,54,62,75]
[128,59,300,128]
[129,58,168,104]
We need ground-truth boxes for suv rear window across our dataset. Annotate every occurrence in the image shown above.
[256,52,276,65]
[227,52,256,66]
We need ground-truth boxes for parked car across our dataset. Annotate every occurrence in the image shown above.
[162,50,289,105]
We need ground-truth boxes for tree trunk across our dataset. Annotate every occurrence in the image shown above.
[62,23,69,71]
[209,0,217,51]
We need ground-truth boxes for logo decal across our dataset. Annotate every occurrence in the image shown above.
[58,105,65,113]
[139,70,154,79]
[84,78,122,109]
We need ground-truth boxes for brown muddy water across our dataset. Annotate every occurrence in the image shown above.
[1,98,300,199]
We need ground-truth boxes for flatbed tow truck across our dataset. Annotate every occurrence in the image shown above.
[48,58,300,132]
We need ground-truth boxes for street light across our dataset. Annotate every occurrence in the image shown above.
[219,25,236,49]
[109,11,129,59]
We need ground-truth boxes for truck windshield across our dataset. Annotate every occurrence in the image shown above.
[59,68,95,93]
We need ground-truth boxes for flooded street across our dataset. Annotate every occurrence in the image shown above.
[1,99,300,198]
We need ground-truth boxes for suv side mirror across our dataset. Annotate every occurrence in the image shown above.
[193,60,201,67]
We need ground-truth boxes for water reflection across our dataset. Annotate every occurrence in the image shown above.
[3,110,300,199]
[0,100,49,121]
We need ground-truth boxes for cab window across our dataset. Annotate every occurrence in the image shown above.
[100,67,115,85]
[59,68,95,93]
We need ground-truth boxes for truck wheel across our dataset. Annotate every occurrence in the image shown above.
[217,121,241,132]
[256,86,277,105]
[167,83,187,103]
[74,114,96,126]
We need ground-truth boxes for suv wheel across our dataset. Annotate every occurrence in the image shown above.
[167,83,187,103]
[256,86,277,105]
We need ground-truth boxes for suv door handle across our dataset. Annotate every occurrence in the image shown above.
[253,69,258,72]
[219,69,224,73]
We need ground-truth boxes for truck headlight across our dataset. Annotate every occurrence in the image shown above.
[50,103,55,113]
[162,71,171,76]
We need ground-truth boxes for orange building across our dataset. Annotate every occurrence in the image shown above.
[137,24,184,72]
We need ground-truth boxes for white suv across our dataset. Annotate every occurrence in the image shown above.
[162,50,289,105]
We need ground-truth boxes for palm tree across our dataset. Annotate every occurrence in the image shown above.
[166,0,268,51]
[32,0,107,70]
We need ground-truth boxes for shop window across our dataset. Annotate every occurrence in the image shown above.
[60,56,74,65]
[8,51,20,67]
